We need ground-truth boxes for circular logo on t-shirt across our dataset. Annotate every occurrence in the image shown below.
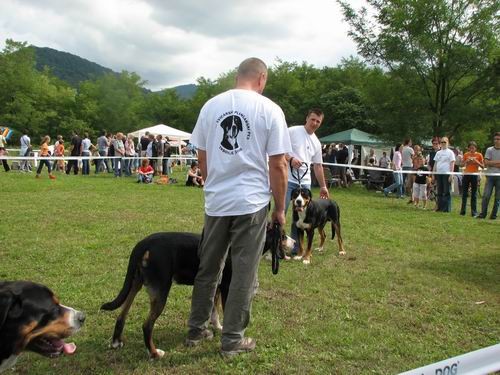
[216,112,251,155]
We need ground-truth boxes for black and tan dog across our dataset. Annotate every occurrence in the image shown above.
[291,187,346,264]
[219,115,243,150]
[0,281,85,373]
[101,229,290,359]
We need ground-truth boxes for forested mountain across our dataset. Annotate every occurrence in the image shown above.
[172,84,197,99]
[33,46,114,87]
[32,46,196,97]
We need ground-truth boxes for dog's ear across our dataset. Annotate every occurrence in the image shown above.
[234,116,243,131]
[306,188,313,198]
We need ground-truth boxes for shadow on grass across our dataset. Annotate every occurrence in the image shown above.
[413,253,500,294]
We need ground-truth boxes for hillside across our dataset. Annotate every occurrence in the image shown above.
[171,84,197,99]
[33,46,114,87]
[32,46,197,98]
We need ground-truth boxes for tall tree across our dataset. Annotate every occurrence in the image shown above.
[337,0,499,137]
[75,71,147,135]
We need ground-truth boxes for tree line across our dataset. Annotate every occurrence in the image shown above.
[1,0,498,152]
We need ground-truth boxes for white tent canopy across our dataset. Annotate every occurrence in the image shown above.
[129,124,191,141]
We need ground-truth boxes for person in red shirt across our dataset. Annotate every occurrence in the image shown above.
[137,158,154,184]
[461,141,484,216]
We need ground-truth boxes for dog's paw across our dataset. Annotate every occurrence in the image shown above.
[293,255,303,261]
[315,247,324,252]
[210,321,223,332]
[149,349,165,360]
[302,259,311,265]
[110,340,124,349]
[339,250,346,256]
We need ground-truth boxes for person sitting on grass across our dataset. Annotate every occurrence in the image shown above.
[186,160,204,187]
[36,135,56,180]
[137,158,154,184]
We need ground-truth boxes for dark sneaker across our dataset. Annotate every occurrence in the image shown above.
[490,216,497,220]
[185,328,214,347]
[220,337,256,358]
[476,215,486,219]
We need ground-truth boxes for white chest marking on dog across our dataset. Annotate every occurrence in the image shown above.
[296,210,311,230]
[0,354,18,373]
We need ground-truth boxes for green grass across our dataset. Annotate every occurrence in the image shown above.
[0,169,498,374]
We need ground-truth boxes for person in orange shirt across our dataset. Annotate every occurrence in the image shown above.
[54,139,65,172]
[460,141,484,216]
[36,135,56,179]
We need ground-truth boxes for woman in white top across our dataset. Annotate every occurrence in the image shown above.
[432,137,456,212]
[80,132,93,175]
[124,134,136,176]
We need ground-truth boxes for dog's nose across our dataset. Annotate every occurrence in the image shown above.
[76,311,86,325]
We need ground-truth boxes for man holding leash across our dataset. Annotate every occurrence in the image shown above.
[186,57,290,357]
[284,109,330,256]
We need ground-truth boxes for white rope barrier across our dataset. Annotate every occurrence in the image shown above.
[399,343,500,375]
[0,155,197,161]
[322,162,500,177]
[1,156,499,176]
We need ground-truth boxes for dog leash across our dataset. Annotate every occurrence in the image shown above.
[270,221,282,275]
[290,159,309,188]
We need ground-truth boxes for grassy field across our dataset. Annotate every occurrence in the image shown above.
[0,168,498,374]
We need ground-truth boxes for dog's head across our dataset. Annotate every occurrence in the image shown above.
[0,281,85,360]
[220,115,243,149]
[291,187,312,213]
[264,224,295,258]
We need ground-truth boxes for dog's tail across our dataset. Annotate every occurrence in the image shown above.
[100,237,149,311]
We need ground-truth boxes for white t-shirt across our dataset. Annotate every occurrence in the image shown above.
[433,148,455,173]
[20,135,30,151]
[401,146,414,168]
[81,138,91,153]
[190,89,291,216]
[287,126,322,186]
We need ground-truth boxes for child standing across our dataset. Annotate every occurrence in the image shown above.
[412,155,427,209]
[137,158,154,184]
[36,136,56,179]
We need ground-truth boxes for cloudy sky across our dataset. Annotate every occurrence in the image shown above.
[0,0,361,91]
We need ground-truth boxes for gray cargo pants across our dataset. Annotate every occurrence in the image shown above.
[187,205,267,348]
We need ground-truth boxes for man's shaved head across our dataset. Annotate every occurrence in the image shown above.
[237,58,268,80]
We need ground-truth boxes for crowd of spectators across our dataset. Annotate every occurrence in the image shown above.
[318,134,498,219]
[1,129,498,218]
[0,129,198,185]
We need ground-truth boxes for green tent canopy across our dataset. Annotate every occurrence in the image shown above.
[320,128,387,146]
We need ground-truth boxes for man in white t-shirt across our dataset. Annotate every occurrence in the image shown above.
[186,57,290,357]
[285,109,329,255]
[432,137,455,212]
[19,129,31,172]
